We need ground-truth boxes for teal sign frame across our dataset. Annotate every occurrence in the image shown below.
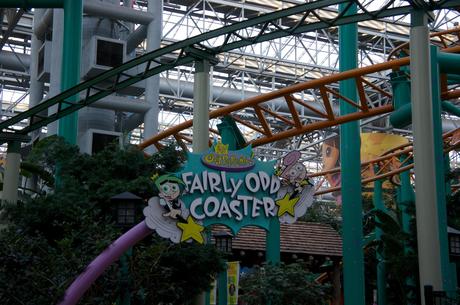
[144,142,315,243]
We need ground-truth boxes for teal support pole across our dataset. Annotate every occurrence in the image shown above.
[441,101,460,117]
[447,74,460,85]
[438,52,460,75]
[217,267,227,305]
[390,70,411,110]
[389,71,460,127]
[266,217,281,263]
[339,3,365,305]
[58,0,82,145]
[399,156,414,237]
[398,156,416,304]
[373,176,387,305]
[389,71,412,128]
[430,45,456,292]
[117,248,132,305]
[217,116,246,151]
[444,157,459,297]
[1,0,64,8]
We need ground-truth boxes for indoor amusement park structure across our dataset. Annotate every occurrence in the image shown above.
[1,1,460,305]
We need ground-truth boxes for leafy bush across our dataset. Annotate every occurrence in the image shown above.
[0,136,223,305]
[239,262,331,305]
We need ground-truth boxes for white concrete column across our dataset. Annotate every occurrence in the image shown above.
[47,8,64,136]
[29,9,44,110]
[192,60,210,153]
[2,141,21,206]
[410,10,443,302]
[143,0,162,154]
[191,59,211,305]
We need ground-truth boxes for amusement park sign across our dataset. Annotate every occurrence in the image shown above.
[143,142,315,244]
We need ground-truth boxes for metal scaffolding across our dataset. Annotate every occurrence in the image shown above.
[0,0,459,167]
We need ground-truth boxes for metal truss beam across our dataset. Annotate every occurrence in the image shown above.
[0,8,25,50]
[1,0,459,138]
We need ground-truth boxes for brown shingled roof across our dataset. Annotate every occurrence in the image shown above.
[213,222,342,257]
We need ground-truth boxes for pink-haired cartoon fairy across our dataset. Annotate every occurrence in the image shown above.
[276,151,313,199]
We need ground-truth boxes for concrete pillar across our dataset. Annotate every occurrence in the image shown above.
[143,0,162,154]
[410,10,443,302]
[29,9,44,110]
[47,8,64,136]
[2,141,21,206]
[192,60,210,153]
[192,59,211,305]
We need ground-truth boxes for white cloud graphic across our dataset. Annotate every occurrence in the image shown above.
[277,180,315,224]
[143,196,190,243]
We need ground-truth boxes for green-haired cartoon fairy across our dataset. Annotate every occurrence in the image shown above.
[154,174,185,219]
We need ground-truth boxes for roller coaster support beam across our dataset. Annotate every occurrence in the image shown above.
[2,1,460,137]
[339,3,365,305]
[390,67,460,129]
[430,45,457,292]
[58,0,82,144]
[399,156,414,239]
[266,216,281,263]
[438,52,460,75]
[410,11,443,303]
[373,172,387,305]
[390,70,411,128]
[398,155,415,304]
[443,156,458,297]
[391,99,460,127]
[1,0,82,144]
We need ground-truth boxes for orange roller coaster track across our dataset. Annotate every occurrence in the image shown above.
[138,28,460,195]
[139,49,460,151]
[388,26,460,60]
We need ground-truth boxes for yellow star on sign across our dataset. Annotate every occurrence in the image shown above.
[176,216,205,244]
[275,193,300,217]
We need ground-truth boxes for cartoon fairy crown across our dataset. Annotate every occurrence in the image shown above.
[214,141,229,154]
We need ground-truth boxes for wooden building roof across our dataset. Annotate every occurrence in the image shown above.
[213,222,342,257]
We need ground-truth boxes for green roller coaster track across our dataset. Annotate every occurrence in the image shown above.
[0,0,459,140]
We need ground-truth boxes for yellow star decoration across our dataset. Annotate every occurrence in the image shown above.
[176,216,205,244]
[275,194,300,217]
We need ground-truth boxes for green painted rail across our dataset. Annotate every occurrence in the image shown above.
[1,0,459,139]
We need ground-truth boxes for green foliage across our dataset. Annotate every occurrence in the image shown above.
[131,240,225,305]
[363,202,419,305]
[0,198,119,305]
[301,200,342,233]
[0,136,223,305]
[239,262,331,305]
